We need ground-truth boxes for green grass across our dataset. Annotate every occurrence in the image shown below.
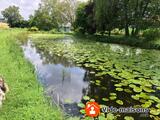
[0,29,63,120]
[29,33,66,40]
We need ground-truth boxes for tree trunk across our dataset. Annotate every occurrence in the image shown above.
[131,27,135,36]
[125,25,129,36]
[133,1,150,36]
[108,30,111,36]
[124,0,129,36]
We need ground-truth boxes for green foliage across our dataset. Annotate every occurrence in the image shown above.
[74,2,96,34]
[75,0,160,36]
[143,28,160,41]
[28,27,39,31]
[50,28,59,34]
[95,0,119,35]
[1,6,23,27]
[29,4,57,31]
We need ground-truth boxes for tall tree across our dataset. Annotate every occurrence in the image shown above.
[29,3,57,30]
[95,0,119,36]
[41,0,79,26]
[1,6,23,27]
[74,2,96,34]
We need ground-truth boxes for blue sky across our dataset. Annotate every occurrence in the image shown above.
[0,0,87,20]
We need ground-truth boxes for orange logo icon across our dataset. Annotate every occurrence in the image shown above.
[85,102,100,117]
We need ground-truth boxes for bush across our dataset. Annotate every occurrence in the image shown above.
[28,27,39,31]
[49,28,58,34]
[0,22,9,29]
[143,28,160,40]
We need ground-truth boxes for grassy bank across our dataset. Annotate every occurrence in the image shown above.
[73,32,160,50]
[0,29,63,120]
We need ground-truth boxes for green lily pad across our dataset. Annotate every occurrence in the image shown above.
[133,87,142,93]
[80,109,85,114]
[129,84,136,89]
[83,96,90,101]
[95,83,101,86]
[109,96,117,100]
[96,80,101,83]
[77,103,85,108]
[114,84,122,87]
[106,113,116,120]
[90,99,95,102]
[124,116,134,120]
[116,100,123,105]
[141,101,152,108]
[150,96,160,102]
[139,92,150,99]
[139,99,147,103]
[131,95,140,100]
[157,87,160,90]
[156,104,160,109]
[102,98,109,102]
[142,87,155,93]
[116,88,123,91]
[150,108,160,116]
[124,89,132,93]
[110,93,117,96]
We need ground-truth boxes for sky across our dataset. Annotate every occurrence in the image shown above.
[0,0,88,20]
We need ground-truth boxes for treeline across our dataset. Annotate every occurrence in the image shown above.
[74,0,160,36]
[1,0,79,31]
[1,0,160,36]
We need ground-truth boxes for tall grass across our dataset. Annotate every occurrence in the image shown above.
[0,22,9,29]
[0,29,63,120]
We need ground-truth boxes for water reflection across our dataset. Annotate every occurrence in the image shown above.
[22,40,89,116]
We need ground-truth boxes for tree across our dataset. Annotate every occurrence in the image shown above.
[29,3,57,31]
[1,6,23,27]
[95,0,119,36]
[74,2,96,34]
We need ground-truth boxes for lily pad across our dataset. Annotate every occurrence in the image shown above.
[109,96,117,100]
[96,80,101,83]
[141,101,152,108]
[116,100,123,105]
[110,93,117,96]
[114,84,122,87]
[129,84,136,89]
[124,89,132,93]
[124,116,134,120]
[102,98,109,102]
[150,108,160,116]
[83,96,90,101]
[116,88,123,91]
[142,87,155,93]
[80,109,85,114]
[156,104,160,109]
[131,95,140,100]
[133,87,142,93]
[77,103,85,108]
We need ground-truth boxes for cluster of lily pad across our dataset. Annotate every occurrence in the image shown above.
[30,35,160,119]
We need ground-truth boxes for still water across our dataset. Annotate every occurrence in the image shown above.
[22,37,160,119]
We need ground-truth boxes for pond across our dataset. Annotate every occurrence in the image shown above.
[22,36,160,120]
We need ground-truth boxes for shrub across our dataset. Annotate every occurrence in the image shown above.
[49,28,58,34]
[0,22,9,29]
[28,27,39,31]
[143,28,160,40]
